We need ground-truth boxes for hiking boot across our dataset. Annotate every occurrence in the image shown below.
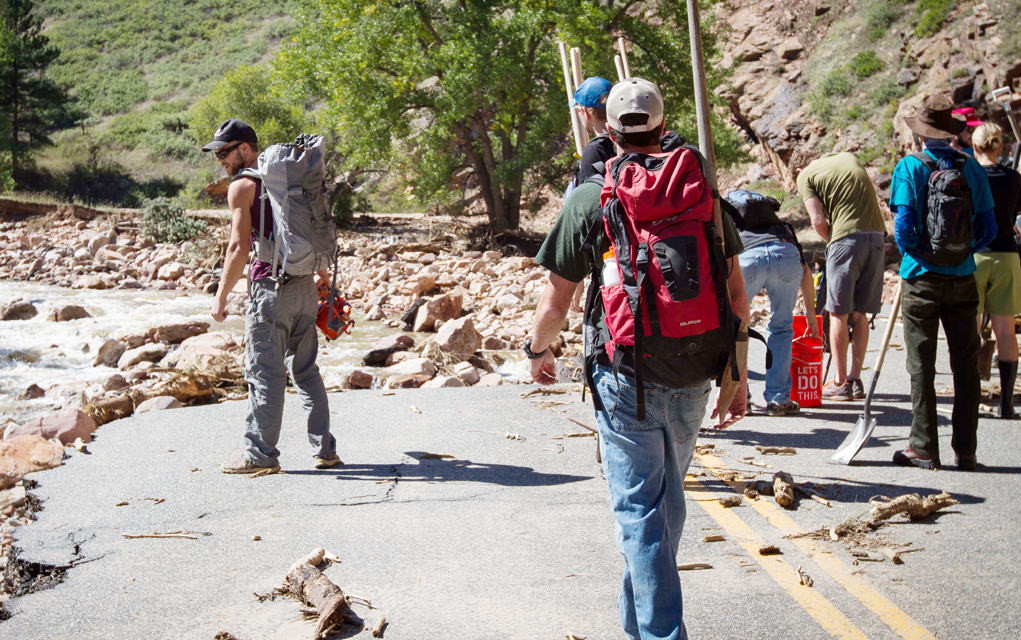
[767,401,801,416]
[848,378,866,399]
[823,379,854,401]
[314,454,343,469]
[221,457,280,475]
[892,448,941,470]
[955,455,977,471]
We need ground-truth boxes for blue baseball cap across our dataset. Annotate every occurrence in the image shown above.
[572,77,613,108]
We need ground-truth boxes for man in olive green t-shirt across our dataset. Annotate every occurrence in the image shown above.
[797,152,886,401]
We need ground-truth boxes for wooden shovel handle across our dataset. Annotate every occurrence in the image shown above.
[872,280,903,376]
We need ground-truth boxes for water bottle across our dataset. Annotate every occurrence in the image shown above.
[602,249,621,287]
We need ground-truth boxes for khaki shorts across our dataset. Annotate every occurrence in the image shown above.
[825,232,885,315]
[974,251,1021,316]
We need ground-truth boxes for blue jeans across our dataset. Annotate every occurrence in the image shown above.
[739,242,804,405]
[592,364,711,640]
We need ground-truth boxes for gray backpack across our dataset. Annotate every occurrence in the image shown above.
[234,134,337,278]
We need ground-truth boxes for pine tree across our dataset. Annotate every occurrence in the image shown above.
[0,0,68,184]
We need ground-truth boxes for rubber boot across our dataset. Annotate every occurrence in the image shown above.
[998,360,1017,419]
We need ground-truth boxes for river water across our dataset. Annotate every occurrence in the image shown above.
[0,281,531,425]
[0,281,401,424]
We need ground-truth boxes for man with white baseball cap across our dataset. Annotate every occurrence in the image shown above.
[528,78,750,640]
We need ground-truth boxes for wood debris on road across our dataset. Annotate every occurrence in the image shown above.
[677,563,713,571]
[755,445,796,455]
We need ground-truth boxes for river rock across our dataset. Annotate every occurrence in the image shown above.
[347,370,375,389]
[482,336,510,350]
[494,293,524,313]
[87,234,109,255]
[102,374,130,391]
[158,262,186,280]
[0,435,65,490]
[18,384,45,400]
[94,339,127,367]
[1,299,38,321]
[477,373,504,386]
[152,321,209,344]
[71,274,108,290]
[119,343,170,370]
[413,292,463,332]
[135,396,184,414]
[8,408,98,445]
[173,332,238,371]
[363,333,415,366]
[421,375,465,389]
[225,291,249,316]
[365,305,386,321]
[431,316,482,358]
[383,358,436,378]
[483,250,502,261]
[385,351,415,366]
[47,304,91,322]
[453,361,481,386]
[384,373,434,389]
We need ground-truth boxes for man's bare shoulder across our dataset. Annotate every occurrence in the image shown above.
[227,176,257,209]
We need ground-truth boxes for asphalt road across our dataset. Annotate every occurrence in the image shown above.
[5,309,1021,640]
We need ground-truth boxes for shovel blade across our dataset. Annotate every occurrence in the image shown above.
[831,415,878,465]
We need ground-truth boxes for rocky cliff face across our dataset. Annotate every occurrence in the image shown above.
[717,0,1021,194]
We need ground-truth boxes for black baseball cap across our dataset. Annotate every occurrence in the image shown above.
[201,118,258,152]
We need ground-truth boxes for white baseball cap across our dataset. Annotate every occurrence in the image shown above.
[607,78,665,133]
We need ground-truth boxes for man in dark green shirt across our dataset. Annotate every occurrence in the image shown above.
[525,78,750,640]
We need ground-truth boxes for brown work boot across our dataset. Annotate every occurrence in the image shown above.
[221,457,280,475]
[892,448,941,470]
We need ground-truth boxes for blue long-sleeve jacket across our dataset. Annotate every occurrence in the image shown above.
[894,204,996,256]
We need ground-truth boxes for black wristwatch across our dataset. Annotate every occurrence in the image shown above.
[523,338,548,360]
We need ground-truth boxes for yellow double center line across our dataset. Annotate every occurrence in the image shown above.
[689,453,935,640]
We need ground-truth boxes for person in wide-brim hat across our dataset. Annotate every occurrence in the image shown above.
[904,94,967,139]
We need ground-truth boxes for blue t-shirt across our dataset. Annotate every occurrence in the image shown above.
[890,143,996,278]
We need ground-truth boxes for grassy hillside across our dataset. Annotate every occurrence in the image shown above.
[26,1,297,206]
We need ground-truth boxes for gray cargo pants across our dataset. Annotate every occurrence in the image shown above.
[243,275,335,466]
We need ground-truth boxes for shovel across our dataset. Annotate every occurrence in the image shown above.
[831,280,903,465]
[992,86,1021,170]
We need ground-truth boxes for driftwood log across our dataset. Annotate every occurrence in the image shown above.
[773,471,795,508]
[869,492,958,523]
[286,550,349,639]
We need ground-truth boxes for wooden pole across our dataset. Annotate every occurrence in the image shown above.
[686,0,717,185]
[617,37,631,78]
[570,47,590,148]
[614,55,626,83]
[558,41,586,158]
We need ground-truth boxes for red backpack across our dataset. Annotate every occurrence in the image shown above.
[597,147,738,419]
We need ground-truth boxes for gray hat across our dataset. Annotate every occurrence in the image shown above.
[607,78,665,133]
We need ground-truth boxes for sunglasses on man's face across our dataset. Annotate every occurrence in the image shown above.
[214,144,241,160]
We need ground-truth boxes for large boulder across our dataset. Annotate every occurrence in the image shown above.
[172,332,238,371]
[71,274,108,290]
[1,299,38,321]
[152,321,209,344]
[94,339,127,367]
[363,333,415,366]
[453,361,481,386]
[135,396,184,414]
[431,316,482,358]
[413,292,463,332]
[118,343,170,370]
[157,262,186,280]
[0,435,65,490]
[384,357,436,378]
[8,408,98,445]
[477,373,504,386]
[47,304,91,322]
[347,370,375,389]
[384,373,434,389]
[224,291,249,316]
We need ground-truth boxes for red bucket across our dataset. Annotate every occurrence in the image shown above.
[791,315,824,407]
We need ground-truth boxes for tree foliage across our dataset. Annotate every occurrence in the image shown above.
[278,0,738,230]
[189,64,309,151]
[0,0,71,186]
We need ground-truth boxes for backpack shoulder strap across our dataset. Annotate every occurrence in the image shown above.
[232,168,261,183]
[911,152,938,173]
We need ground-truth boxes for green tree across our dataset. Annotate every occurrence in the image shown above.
[0,0,70,185]
[189,64,309,150]
[278,0,737,231]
